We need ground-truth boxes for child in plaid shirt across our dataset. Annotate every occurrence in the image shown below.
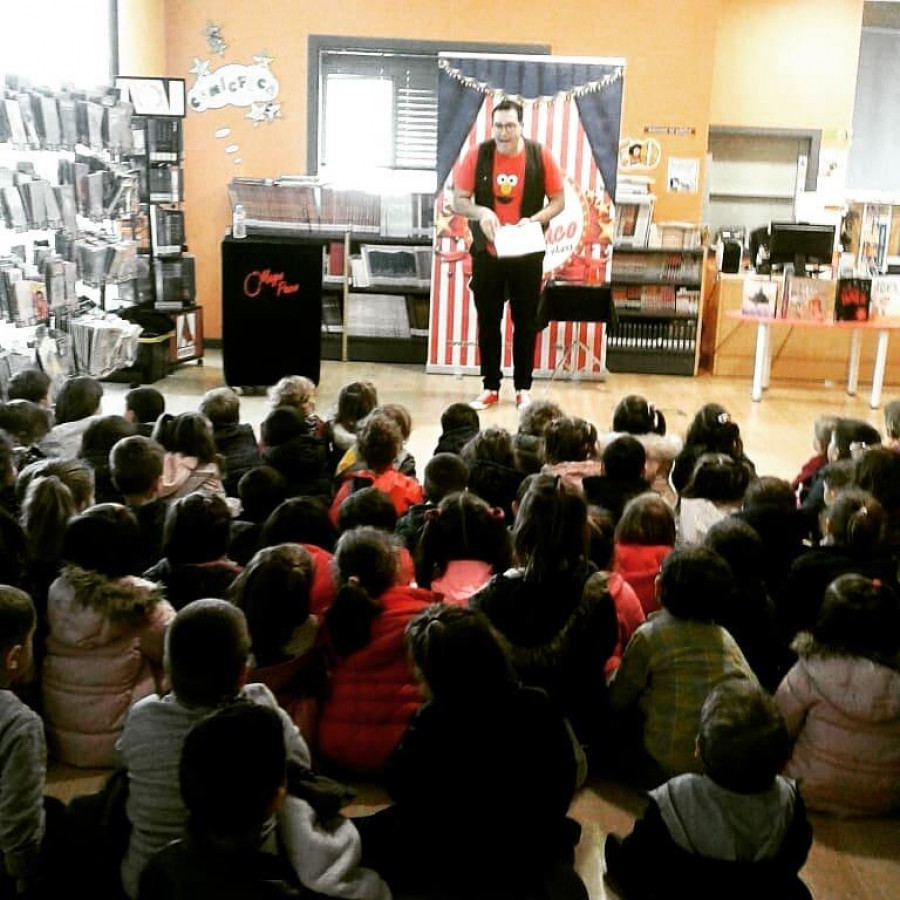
[609,546,756,786]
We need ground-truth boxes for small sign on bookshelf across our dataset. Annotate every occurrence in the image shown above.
[741,278,778,319]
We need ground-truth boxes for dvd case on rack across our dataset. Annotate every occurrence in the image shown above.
[35,94,62,148]
[57,97,79,148]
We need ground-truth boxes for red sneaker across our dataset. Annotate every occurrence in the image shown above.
[469,389,499,410]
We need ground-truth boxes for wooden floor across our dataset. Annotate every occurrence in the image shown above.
[62,352,900,899]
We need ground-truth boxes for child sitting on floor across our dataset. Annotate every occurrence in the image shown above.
[415,491,511,604]
[152,412,225,500]
[583,435,651,524]
[118,598,389,900]
[791,415,838,505]
[605,680,812,900]
[395,452,468,554]
[200,387,260,497]
[228,544,326,749]
[228,466,288,566]
[260,405,332,502]
[776,574,900,817]
[355,604,587,900]
[609,546,756,785]
[433,402,480,457]
[327,381,377,472]
[678,452,752,545]
[329,412,423,526]
[613,493,676,616]
[123,387,164,438]
[317,527,435,775]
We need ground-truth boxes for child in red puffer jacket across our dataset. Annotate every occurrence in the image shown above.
[613,494,675,616]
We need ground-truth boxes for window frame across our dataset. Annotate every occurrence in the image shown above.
[307,35,549,176]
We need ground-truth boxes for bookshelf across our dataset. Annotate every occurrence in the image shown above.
[606,246,707,376]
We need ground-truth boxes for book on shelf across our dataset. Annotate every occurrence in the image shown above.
[346,293,410,338]
[607,318,696,352]
[782,275,832,322]
[871,277,900,319]
[741,278,778,319]
[834,278,872,322]
[321,295,343,333]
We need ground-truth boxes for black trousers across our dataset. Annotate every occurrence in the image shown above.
[471,251,544,391]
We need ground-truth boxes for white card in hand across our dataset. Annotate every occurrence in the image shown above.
[492,221,546,257]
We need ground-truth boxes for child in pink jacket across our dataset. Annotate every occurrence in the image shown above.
[775,574,900,817]
[43,504,174,767]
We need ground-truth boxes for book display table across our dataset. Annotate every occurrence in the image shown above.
[726,311,900,408]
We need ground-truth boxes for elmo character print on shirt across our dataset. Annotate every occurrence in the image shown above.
[495,173,518,204]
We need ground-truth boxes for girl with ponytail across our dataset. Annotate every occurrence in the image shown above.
[415,492,511,604]
[779,489,897,638]
[318,526,436,774]
[598,394,683,505]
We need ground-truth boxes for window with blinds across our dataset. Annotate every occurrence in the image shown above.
[319,50,438,172]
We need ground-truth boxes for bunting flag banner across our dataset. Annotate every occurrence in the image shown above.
[428,54,625,378]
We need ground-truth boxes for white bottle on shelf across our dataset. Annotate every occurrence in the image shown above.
[232,204,246,239]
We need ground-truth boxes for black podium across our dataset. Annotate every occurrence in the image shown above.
[221,234,324,387]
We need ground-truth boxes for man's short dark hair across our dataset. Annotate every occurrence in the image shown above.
[166,599,250,707]
[698,680,789,793]
[180,702,286,838]
[423,453,468,503]
[7,368,50,404]
[110,435,165,496]
[125,387,165,424]
[0,586,36,651]
[200,387,240,426]
[493,98,524,123]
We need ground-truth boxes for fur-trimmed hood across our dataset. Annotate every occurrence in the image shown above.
[50,565,164,628]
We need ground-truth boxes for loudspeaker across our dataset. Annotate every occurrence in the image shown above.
[717,239,742,274]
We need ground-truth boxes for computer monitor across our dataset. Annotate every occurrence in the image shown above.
[767,222,835,274]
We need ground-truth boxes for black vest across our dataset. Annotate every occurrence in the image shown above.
[470,139,547,256]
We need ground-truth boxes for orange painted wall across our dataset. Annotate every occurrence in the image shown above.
[118,0,167,76]
[710,0,864,142]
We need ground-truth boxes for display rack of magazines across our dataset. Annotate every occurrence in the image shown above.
[228,177,433,239]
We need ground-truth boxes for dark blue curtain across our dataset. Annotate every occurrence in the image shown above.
[437,56,624,199]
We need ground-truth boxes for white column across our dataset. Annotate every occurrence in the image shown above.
[752,321,768,402]
[870,330,890,409]
[847,329,862,396]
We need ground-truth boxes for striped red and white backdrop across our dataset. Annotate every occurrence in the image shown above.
[428,92,611,378]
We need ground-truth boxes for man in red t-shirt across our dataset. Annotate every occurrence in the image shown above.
[453,98,565,410]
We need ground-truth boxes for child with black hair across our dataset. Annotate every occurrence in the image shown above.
[327,381,378,471]
[0,432,26,588]
[671,403,755,496]
[228,544,326,749]
[152,412,225,500]
[433,402,480,457]
[337,404,416,479]
[598,394,681,505]
[583,435,651,523]
[678,452,752,545]
[354,604,587,900]
[329,412,423,527]
[0,400,51,472]
[513,398,563,475]
[585,505,645,677]
[776,574,900,817]
[799,417,880,540]
[884,398,900,450]
[704,518,794,693]
[261,405,332,502]
[606,680,812,900]
[144,493,242,610]
[542,415,603,485]
[609,546,756,784]
[473,474,618,748]
[0,586,54,895]
[6,368,51,408]
[43,504,174,767]
[791,415,838,504]
[855,444,900,550]
[260,497,339,617]
[318,527,435,775]
[779,489,896,639]
[200,387,260,497]
[461,425,523,522]
[338,487,415,585]
[734,476,806,597]
[227,466,288,566]
[137,702,303,899]
[415,492,511,604]
[119,599,389,900]
[39,376,103,458]
[124,387,165,438]
[110,436,168,572]
[395,452,468,554]
[79,415,138,503]
[613,494,676,616]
